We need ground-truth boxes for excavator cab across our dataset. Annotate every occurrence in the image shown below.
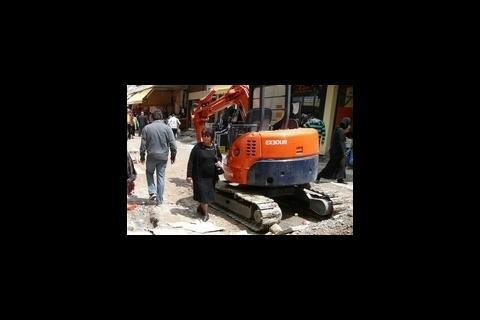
[218,108,272,151]
[245,108,272,131]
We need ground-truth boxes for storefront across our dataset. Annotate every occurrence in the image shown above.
[290,85,353,155]
[127,85,188,121]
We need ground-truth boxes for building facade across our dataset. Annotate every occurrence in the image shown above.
[130,84,353,155]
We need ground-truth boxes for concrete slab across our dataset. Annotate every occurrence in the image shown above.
[167,221,224,233]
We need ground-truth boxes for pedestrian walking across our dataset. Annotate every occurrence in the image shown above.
[316,117,351,184]
[167,113,181,139]
[140,110,177,205]
[186,128,223,221]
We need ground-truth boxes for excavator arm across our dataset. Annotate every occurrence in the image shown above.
[191,85,249,142]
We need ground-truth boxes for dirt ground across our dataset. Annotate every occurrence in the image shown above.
[127,129,353,236]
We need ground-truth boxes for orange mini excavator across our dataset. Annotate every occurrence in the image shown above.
[191,85,333,231]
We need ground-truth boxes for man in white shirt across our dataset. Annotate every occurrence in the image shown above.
[167,113,181,139]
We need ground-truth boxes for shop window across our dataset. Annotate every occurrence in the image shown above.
[292,85,327,119]
[253,85,286,110]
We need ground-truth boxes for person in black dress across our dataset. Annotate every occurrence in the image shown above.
[187,128,223,221]
[316,117,352,184]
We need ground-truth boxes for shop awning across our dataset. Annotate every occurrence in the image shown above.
[127,88,153,104]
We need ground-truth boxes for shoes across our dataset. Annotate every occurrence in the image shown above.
[197,206,209,221]
[149,194,157,201]
[202,212,209,222]
[336,179,347,184]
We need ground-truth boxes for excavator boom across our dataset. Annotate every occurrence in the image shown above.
[191,85,249,142]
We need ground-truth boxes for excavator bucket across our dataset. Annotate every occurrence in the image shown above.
[295,188,333,216]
